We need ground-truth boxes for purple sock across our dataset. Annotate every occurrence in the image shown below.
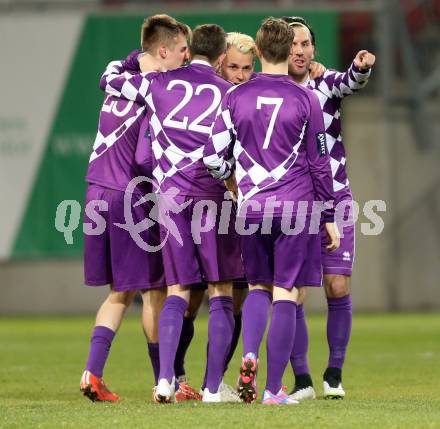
[224,312,242,372]
[265,301,297,394]
[205,296,234,393]
[327,295,352,369]
[290,304,310,375]
[85,326,115,377]
[201,312,243,390]
[174,316,195,378]
[158,295,188,383]
[242,289,272,357]
[147,342,160,385]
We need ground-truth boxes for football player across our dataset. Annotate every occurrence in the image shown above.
[282,16,375,400]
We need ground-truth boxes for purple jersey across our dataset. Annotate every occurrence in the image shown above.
[100,60,233,196]
[304,62,371,194]
[86,56,151,192]
[204,73,334,219]
[86,90,146,192]
[134,110,154,178]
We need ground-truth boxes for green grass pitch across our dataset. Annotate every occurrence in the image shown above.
[1,312,439,428]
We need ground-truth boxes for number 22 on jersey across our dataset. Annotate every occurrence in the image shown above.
[163,80,222,134]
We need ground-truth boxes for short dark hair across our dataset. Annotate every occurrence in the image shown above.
[190,24,227,63]
[255,17,294,64]
[281,16,316,45]
[141,14,182,53]
[177,22,192,44]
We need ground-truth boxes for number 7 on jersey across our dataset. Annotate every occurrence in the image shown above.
[256,96,283,149]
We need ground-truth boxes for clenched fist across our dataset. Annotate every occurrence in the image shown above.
[309,61,326,79]
[354,50,375,71]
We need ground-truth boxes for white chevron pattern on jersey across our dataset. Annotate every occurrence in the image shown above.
[234,126,305,204]
[145,94,204,190]
[304,62,371,193]
[89,104,145,162]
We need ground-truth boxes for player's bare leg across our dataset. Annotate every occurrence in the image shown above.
[202,281,240,402]
[288,287,316,401]
[238,284,272,403]
[142,287,167,342]
[262,286,299,405]
[95,288,137,331]
[81,287,137,402]
[323,274,352,399]
[233,288,246,314]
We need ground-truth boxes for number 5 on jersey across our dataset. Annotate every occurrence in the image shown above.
[256,96,283,149]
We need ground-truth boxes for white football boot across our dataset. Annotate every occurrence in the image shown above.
[323,381,345,399]
[202,382,241,403]
[153,377,176,403]
[289,386,317,401]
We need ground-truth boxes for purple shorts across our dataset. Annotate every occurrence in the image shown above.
[83,184,165,291]
[321,191,355,277]
[240,215,322,289]
[159,195,244,287]
[233,277,248,289]
[191,279,247,290]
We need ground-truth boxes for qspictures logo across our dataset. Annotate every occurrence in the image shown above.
[54,176,387,252]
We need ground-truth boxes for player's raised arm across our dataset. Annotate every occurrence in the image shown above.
[322,50,375,99]
[203,94,236,180]
[305,91,335,221]
[99,51,154,104]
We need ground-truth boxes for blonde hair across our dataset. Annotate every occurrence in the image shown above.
[226,32,256,57]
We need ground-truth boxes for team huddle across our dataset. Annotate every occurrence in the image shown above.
[80,14,375,405]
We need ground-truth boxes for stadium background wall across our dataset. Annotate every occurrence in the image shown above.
[1,12,440,313]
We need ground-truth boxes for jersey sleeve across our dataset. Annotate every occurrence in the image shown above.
[319,62,371,99]
[99,59,155,104]
[203,91,236,180]
[305,91,335,222]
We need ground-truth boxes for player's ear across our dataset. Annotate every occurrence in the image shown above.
[158,44,167,60]
[255,46,262,60]
[216,52,226,68]
[184,47,190,62]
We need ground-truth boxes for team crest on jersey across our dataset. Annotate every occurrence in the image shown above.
[316,132,327,156]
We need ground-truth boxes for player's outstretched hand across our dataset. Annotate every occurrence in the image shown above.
[325,222,340,252]
[354,50,376,71]
[225,174,238,202]
[309,61,326,79]
[139,53,166,73]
